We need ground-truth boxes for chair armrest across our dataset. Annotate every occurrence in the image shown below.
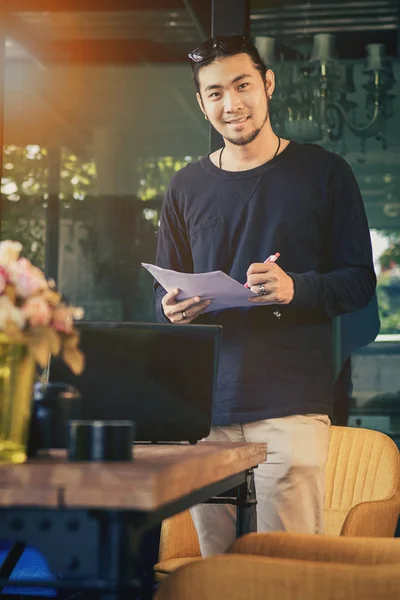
[158,510,201,561]
[155,555,400,600]
[228,531,400,565]
[341,494,400,537]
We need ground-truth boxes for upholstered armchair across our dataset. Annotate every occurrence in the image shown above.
[154,426,400,580]
[155,554,400,600]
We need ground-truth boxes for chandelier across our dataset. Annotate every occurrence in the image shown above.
[255,34,396,156]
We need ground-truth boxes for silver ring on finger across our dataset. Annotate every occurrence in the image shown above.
[181,310,188,320]
[257,284,268,296]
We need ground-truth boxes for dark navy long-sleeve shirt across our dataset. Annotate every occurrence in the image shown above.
[154,142,376,425]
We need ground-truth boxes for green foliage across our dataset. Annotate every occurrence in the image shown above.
[1,145,98,267]
[59,148,97,198]
[5,145,400,335]
[2,145,49,196]
[378,231,400,270]
[375,231,400,334]
[1,146,194,270]
[377,284,400,334]
[137,155,198,201]
[1,145,48,266]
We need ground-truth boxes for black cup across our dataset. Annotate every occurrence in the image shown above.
[27,382,82,458]
[67,420,135,461]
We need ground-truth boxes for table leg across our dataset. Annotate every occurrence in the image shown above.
[137,525,161,600]
[96,511,132,600]
[236,469,257,537]
[0,542,26,593]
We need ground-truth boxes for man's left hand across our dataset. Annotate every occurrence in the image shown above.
[246,262,294,305]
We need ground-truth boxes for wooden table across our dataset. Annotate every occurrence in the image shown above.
[0,442,266,598]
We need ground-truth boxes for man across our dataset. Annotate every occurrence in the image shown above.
[153,35,376,556]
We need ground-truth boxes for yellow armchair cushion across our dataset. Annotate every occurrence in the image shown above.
[325,427,400,518]
[154,557,203,582]
[228,531,400,565]
[155,554,400,600]
[158,511,201,562]
[341,496,400,537]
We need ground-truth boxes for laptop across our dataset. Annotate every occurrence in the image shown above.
[48,321,222,444]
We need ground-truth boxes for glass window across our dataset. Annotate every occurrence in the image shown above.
[250,0,400,443]
[2,9,208,322]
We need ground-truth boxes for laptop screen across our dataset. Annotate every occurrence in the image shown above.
[49,322,222,443]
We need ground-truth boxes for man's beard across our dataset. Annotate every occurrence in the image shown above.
[224,104,269,147]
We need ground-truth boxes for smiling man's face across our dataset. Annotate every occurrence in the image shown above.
[196,53,274,146]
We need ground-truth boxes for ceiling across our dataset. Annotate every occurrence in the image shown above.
[2,0,400,228]
[2,1,399,64]
[3,1,209,64]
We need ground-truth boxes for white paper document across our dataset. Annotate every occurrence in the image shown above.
[142,263,270,313]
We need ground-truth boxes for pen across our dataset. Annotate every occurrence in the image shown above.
[244,252,280,288]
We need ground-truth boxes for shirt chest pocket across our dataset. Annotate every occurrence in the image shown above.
[188,216,228,273]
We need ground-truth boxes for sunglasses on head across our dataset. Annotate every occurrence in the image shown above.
[188,35,250,63]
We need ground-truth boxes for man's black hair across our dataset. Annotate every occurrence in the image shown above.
[190,36,267,95]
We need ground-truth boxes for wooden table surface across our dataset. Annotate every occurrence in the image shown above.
[0,442,267,511]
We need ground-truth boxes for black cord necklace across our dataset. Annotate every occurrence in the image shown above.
[218,135,281,170]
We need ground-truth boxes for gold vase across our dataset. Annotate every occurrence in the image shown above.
[0,333,36,463]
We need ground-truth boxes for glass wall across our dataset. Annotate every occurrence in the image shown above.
[1,7,209,322]
[250,0,400,442]
[2,1,400,444]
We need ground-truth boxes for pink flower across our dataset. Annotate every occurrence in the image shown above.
[52,306,74,334]
[0,240,22,267]
[9,258,48,298]
[0,266,8,294]
[22,296,52,327]
[0,296,26,330]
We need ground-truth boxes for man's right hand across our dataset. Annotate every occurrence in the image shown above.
[162,288,211,324]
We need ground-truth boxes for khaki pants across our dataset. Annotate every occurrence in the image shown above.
[190,414,331,556]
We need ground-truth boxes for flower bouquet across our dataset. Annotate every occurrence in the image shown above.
[0,240,84,462]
